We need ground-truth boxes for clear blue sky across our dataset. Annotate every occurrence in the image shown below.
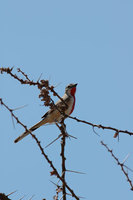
[1,0,133,199]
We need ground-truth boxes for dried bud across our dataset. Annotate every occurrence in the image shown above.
[114,131,119,138]
[40,80,49,87]
[53,91,56,96]
[56,187,62,193]
[51,85,54,90]
[38,84,42,89]
[44,99,51,106]
[49,103,55,110]
[50,170,57,176]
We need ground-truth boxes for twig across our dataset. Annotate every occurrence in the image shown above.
[0,67,68,108]
[60,121,67,200]
[101,141,133,190]
[0,98,27,130]
[31,132,79,199]
[68,115,133,136]
[17,68,30,81]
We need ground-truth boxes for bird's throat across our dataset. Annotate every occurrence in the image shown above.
[70,87,76,96]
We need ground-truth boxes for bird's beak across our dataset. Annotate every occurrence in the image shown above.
[74,83,78,87]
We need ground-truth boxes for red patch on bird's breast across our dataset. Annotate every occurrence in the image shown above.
[70,87,76,96]
[69,87,76,114]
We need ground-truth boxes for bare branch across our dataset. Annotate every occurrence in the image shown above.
[101,141,133,190]
[68,115,133,136]
[60,121,67,200]
[0,67,68,109]
[17,68,30,81]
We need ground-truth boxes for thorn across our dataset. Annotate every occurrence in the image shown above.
[122,153,130,164]
[50,180,61,188]
[66,169,86,175]
[7,190,17,196]
[18,195,26,200]
[37,73,43,82]
[45,134,62,148]
[11,113,16,129]
[92,126,100,137]
[67,133,77,140]
[13,104,28,111]
[54,82,62,89]
[124,164,133,173]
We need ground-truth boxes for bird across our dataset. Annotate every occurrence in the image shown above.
[14,83,77,143]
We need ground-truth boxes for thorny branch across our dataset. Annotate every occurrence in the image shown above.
[0,98,79,200]
[59,121,67,200]
[0,67,68,110]
[17,68,30,81]
[31,132,79,200]
[1,67,133,138]
[68,116,133,137]
[101,141,133,190]
[0,98,28,130]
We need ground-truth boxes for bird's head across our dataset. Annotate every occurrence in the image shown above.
[65,83,77,96]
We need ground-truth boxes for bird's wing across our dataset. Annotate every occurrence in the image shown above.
[41,95,70,119]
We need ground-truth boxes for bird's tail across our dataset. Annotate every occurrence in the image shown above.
[14,119,47,143]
